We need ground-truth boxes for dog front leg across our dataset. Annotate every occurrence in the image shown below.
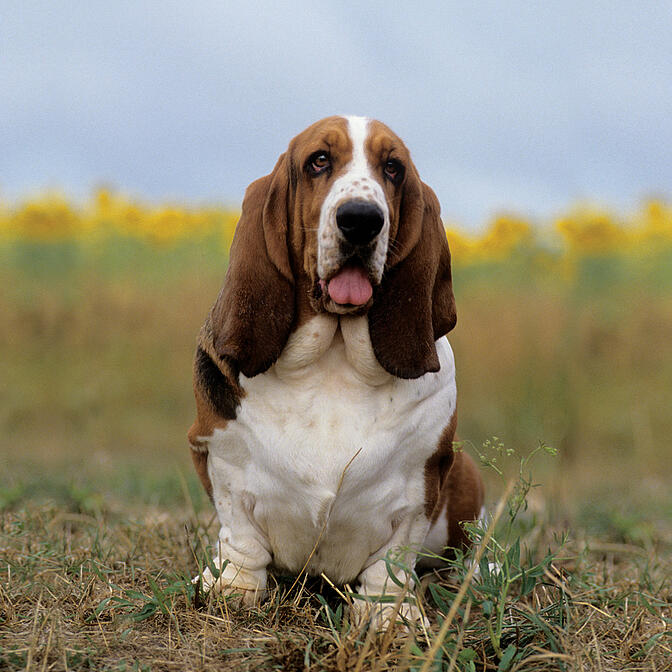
[197,488,272,607]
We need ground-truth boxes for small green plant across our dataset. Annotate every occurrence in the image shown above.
[92,571,195,623]
[0,647,28,672]
[420,439,564,671]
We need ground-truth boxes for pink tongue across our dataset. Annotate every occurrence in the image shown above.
[328,266,373,305]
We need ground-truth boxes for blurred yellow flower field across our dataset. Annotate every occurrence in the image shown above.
[0,190,240,251]
[2,189,671,266]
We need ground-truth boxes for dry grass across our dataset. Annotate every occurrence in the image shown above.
[1,240,672,670]
[2,491,671,671]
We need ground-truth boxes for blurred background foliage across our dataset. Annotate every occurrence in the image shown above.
[1,191,671,524]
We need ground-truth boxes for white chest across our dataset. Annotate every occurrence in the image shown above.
[205,315,456,582]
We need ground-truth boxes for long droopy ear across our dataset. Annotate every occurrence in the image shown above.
[368,180,456,379]
[210,154,295,377]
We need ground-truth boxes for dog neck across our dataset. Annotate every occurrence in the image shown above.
[273,314,391,386]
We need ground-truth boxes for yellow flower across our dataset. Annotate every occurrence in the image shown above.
[478,215,533,259]
[12,193,84,241]
[0,197,11,241]
[445,227,479,264]
[555,206,626,255]
[640,200,672,242]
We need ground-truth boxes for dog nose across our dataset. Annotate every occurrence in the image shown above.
[336,201,385,246]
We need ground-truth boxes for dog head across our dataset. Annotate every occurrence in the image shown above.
[210,115,456,379]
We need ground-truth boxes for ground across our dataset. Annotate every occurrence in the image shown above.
[1,239,671,670]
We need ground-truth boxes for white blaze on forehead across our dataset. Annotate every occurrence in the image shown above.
[345,115,372,178]
[317,115,391,284]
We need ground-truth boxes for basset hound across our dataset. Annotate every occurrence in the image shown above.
[188,115,484,624]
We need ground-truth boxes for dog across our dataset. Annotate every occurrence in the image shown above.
[188,116,484,625]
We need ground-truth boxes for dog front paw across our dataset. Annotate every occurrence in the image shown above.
[350,596,428,632]
[194,565,267,606]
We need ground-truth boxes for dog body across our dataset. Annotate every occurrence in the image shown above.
[189,116,483,610]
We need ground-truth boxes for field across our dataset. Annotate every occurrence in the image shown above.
[1,193,671,670]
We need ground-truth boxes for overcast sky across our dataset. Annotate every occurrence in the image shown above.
[2,2,671,227]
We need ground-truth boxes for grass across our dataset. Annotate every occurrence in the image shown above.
[2,452,671,671]
[1,238,672,670]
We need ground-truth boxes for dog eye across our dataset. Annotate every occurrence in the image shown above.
[307,152,331,176]
[384,159,404,184]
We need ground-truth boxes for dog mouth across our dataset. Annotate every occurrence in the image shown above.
[317,261,375,314]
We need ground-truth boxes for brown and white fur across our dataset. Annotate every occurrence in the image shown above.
[188,116,484,624]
